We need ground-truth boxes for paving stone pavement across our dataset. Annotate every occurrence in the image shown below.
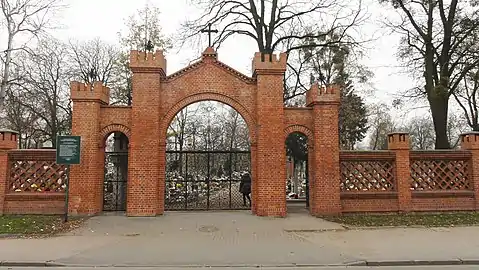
[1,210,479,267]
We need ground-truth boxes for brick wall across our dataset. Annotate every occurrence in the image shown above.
[337,134,478,213]
[3,150,66,215]
[5,47,476,217]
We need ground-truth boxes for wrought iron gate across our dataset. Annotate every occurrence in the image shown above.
[103,151,128,211]
[165,150,251,210]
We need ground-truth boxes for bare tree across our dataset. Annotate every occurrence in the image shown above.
[181,0,363,53]
[452,33,479,132]
[180,0,366,103]
[447,110,468,148]
[3,89,43,148]
[368,103,396,150]
[405,115,435,150]
[11,37,71,147]
[68,38,129,105]
[0,0,64,112]
[116,3,172,105]
[119,2,172,52]
[380,0,479,149]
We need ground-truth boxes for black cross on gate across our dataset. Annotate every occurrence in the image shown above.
[201,23,218,47]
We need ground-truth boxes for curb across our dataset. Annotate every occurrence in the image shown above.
[0,261,66,267]
[347,259,479,266]
[2,259,479,268]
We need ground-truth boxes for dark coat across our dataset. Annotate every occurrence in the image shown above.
[239,174,251,194]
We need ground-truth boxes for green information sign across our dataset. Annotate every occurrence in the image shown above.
[56,136,81,165]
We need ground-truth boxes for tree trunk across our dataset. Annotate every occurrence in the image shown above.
[428,95,450,149]
[0,34,14,113]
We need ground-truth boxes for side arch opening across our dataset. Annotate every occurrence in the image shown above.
[285,131,310,213]
[102,132,129,212]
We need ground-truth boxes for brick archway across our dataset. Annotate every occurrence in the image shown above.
[284,124,314,209]
[160,92,257,144]
[69,48,342,217]
[284,125,313,141]
[98,124,131,147]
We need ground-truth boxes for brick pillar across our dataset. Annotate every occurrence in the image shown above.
[0,130,18,215]
[461,132,479,210]
[69,82,110,215]
[128,50,166,216]
[388,132,411,212]
[306,84,341,215]
[252,52,287,217]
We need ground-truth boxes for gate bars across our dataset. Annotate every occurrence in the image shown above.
[165,150,251,210]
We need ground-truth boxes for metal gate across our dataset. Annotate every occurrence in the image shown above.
[165,150,251,210]
[103,151,128,211]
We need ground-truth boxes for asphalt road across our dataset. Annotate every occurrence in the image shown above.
[1,267,479,270]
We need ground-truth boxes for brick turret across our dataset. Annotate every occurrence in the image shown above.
[461,132,479,150]
[252,52,287,77]
[68,81,109,215]
[0,129,17,214]
[0,129,18,150]
[388,132,410,150]
[70,81,110,105]
[461,132,479,210]
[252,51,287,217]
[130,49,167,75]
[307,83,341,215]
[306,83,341,107]
[388,132,411,212]
[128,49,166,216]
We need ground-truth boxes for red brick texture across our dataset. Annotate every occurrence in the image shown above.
[2,149,66,215]
[461,132,479,210]
[388,133,412,212]
[307,84,341,215]
[128,50,164,216]
[4,48,478,217]
[0,130,18,214]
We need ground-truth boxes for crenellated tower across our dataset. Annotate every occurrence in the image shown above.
[252,52,288,217]
[128,49,167,216]
[69,81,110,215]
[306,83,341,215]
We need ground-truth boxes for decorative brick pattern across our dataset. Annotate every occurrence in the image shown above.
[8,154,67,192]
[340,153,395,192]
[410,151,471,191]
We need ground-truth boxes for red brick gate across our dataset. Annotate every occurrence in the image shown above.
[3,47,476,217]
[65,47,341,217]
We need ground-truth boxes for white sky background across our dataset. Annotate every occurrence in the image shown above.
[2,0,444,131]
[56,0,412,101]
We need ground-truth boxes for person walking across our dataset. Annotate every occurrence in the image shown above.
[239,172,252,207]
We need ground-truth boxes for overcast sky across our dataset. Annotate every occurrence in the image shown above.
[53,0,421,120]
[0,0,439,126]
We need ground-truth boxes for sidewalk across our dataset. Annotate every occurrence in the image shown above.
[1,211,479,267]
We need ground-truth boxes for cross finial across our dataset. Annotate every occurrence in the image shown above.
[201,23,218,47]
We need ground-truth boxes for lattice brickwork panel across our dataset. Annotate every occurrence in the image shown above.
[9,160,67,192]
[340,160,395,191]
[410,159,470,190]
